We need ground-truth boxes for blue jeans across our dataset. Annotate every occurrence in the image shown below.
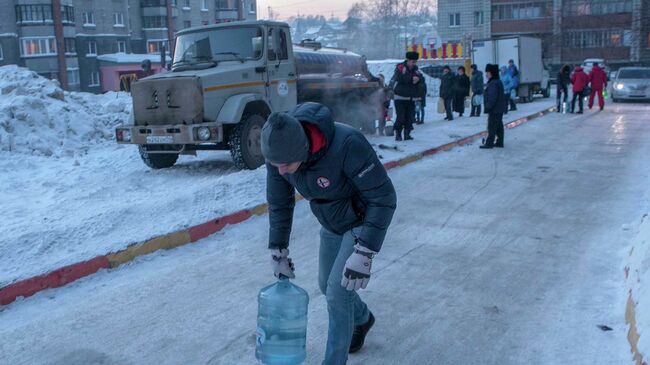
[319,227,370,365]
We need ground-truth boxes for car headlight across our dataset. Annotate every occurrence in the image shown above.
[615,83,625,90]
[197,126,211,141]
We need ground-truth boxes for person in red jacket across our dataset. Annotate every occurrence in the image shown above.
[588,62,608,110]
[570,66,590,114]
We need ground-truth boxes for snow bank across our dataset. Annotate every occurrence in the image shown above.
[0,65,131,157]
[626,204,650,363]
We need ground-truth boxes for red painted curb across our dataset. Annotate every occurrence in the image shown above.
[189,209,253,242]
[0,107,555,307]
[0,256,110,305]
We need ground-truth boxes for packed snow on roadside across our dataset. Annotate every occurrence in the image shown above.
[0,65,131,157]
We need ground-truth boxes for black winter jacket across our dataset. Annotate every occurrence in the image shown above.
[392,62,424,99]
[557,69,571,89]
[266,102,397,252]
[484,77,507,114]
[471,70,484,95]
[439,72,455,99]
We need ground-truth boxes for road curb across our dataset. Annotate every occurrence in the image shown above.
[0,106,556,306]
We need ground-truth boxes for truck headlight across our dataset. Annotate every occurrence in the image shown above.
[197,126,211,141]
[116,128,132,142]
[615,83,625,90]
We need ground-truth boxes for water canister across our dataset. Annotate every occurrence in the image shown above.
[256,277,309,365]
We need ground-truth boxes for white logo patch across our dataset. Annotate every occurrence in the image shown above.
[277,81,289,96]
[316,176,330,188]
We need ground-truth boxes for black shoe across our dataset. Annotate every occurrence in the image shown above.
[479,144,493,149]
[395,131,402,141]
[600,106,604,111]
[444,117,449,120]
[494,144,504,148]
[459,114,463,117]
[577,111,583,114]
[349,312,375,353]
[404,130,413,140]
[448,118,454,121]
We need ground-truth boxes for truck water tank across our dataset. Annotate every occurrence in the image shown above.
[255,277,309,365]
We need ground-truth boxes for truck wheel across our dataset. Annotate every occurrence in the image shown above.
[138,146,179,169]
[543,83,551,98]
[229,114,265,170]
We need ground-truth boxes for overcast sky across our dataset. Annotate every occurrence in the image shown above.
[257,0,353,20]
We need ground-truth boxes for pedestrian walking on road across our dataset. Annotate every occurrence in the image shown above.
[481,64,507,149]
[262,102,397,365]
[453,66,470,118]
[588,62,608,111]
[500,66,513,115]
[392,51,423,141]
[557,65,571,112]
[570,66,589,114]
[439,65,455,121]
[470,64,484,117]
[507,59,519,111]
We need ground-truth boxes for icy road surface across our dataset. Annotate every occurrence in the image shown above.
[3,103,649,365]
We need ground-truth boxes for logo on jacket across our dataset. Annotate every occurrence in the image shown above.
[316,176,330,188]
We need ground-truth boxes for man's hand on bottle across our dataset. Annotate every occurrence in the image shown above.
[270,248,295,279]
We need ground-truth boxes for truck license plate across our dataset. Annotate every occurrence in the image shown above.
[146,135,174,144]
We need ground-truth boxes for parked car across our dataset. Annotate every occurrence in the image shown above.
[581,58,610,76]
[611,67,650,102]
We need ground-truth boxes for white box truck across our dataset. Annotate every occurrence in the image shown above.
[472,36,550,102]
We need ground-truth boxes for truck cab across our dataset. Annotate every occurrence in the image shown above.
[116,20,381,170]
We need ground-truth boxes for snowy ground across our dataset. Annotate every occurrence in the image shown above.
[0,66,556,287]
[2,102,648,365]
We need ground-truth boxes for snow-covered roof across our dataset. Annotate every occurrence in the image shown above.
[97,53,172,64]
[303,26,321,35]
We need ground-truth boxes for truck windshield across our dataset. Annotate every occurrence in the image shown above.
[173,26,264,69]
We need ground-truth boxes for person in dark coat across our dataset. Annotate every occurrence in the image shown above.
[262,102,397,365]
[570,65,589,114]
[556,65,571,112]
[470,64,484,117]
[439,65,455,121]
[480,64,507,149]
[415,80,427,124]
[391,51,424,141]
[453,66,470,117]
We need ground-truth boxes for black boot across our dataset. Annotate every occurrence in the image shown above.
[404,130,413,140]
[349,312,375,353]
[395,129,402,141]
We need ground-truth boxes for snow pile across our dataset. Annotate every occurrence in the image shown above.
[626,207,650,362]
[0,65,131,157]
[367,59,440,97]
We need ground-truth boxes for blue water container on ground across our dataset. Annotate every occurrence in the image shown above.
[256,277,309,365]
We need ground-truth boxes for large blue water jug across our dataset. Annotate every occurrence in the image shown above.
[255,277,309,365]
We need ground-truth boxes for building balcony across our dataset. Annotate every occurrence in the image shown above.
[491,18,553,34]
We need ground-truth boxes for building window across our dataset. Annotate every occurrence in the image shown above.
[449,13,460,27]
[474,11,484,26]
[202,0,208,10]
[564,0,632,16]
[117,40,127,53]
[147,40,169,54]
[87,41,97,55]
[249,0,256,13]
[67,68,80,86]
[140,0,166,6]
[20,37,57,57]
[216,0,237,10]
[0,45,3,60]
[183,0,190,9]
[202,20,209,25]
[61,5,75,24]
[492,2,549,20]
[183,20,192,28]
[142,16,167,28]
[64,38,76,54]
[647,32,650,48]
[15,5,53,23]
[563,29,632,48]
[171,0,177,6]
[114,13,124,26]
[83,12,94,26]
[89,71,100,87]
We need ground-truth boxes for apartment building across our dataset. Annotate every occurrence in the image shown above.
[0,0,257,92]
[438,0,649,69]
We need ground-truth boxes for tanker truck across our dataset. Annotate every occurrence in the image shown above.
[115,20,383,170]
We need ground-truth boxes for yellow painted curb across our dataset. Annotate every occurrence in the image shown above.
[626,292,645,365]
[250,204,269,216]
[107,231,192,268]
[398,154,423,166]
